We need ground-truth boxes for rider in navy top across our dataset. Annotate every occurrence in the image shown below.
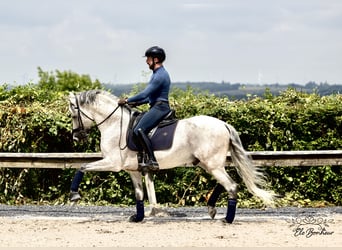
[118,46,171,171]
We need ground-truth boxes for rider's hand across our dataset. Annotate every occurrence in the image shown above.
[128,102,138,107]
[118,98,127,106]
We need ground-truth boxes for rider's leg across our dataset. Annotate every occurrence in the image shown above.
[133,103,170,171]
[136,128,159,170]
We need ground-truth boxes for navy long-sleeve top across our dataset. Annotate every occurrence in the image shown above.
[127,66,171,106]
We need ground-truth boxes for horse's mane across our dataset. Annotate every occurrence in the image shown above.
[79,90,118,105]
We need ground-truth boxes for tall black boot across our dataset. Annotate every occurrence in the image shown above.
[137,128,159,171]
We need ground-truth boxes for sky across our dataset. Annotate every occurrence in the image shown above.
[1,0,341,85]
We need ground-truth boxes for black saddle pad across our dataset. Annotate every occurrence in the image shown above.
[127,111,178,151]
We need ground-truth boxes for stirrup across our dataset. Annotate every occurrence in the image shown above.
[138,160,159,172]
[137,151,159,172]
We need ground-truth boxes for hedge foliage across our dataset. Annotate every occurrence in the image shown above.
[0,69,341,207]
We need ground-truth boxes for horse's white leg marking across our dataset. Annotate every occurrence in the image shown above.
[128,171,144,201]
[144,172,157,205]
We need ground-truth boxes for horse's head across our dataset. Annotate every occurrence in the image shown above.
[68,91,98,142]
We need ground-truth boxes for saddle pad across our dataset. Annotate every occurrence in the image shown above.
[127,121,178,151]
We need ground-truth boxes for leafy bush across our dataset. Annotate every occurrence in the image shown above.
[0,70,102,204]
[1,74,341,207]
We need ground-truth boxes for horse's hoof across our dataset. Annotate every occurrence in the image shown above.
[208,206,217,219]
[128,214,144,222]
[69,191,81,202]
[147,207,170,217]
[220,218,233,224]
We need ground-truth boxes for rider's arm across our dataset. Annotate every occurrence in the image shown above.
[127,80,160,103]
[127,68,166,103]
[127,97,149,106]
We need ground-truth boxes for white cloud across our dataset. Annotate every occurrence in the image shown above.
[0,0,341,85]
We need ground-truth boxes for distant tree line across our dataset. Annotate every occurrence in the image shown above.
[104,81,342,100]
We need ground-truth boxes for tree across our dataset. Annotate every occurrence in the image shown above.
[37,67,102,92]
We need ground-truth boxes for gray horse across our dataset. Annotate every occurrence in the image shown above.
[69,90,275,223]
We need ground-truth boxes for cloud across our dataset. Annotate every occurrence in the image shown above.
[0,0,341,85]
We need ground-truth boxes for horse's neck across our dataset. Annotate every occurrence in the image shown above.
[95,99,130,139]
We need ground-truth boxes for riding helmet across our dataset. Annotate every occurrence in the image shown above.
[144,46,166,62]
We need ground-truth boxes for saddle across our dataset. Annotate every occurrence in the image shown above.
[126,109,178,151]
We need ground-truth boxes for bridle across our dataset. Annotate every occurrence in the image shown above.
[71,93,120,140]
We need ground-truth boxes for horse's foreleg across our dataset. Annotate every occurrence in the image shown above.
[144,172,168,217]
[128,171,145,222]
[69,159,118,202]
[144,172,157,205]
[70,169,84,201]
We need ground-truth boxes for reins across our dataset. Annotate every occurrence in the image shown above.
[73,93,130,150]
[118,106,129,150]
[75,96,120,127]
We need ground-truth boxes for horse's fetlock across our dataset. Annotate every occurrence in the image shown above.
[70,191,81,202]
[228,184,238,199]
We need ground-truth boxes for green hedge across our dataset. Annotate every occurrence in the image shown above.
[1,76,341,207]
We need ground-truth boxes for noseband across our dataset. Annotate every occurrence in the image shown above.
[72,93,120,138]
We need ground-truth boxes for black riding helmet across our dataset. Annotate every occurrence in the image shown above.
[144,46,166,63]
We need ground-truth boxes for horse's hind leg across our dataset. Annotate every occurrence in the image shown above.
[207,168,238,223]
[207,183,224,219]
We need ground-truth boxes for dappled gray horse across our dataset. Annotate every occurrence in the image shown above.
[69,90,275,223]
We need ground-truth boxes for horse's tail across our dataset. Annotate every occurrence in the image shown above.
[225,124,275,206]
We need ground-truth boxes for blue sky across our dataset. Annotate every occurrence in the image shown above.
[1,0,341,85]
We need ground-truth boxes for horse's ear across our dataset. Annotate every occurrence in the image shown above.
[68,92,76,102]
[67,92,77,106]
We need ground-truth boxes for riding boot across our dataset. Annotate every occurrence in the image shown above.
[137,128,159,171]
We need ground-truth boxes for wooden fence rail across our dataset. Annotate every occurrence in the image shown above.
[0,150,342,169]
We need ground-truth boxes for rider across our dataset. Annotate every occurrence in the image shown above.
[118,46,171,171]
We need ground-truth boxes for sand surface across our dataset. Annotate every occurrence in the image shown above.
[0,206,340,247]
